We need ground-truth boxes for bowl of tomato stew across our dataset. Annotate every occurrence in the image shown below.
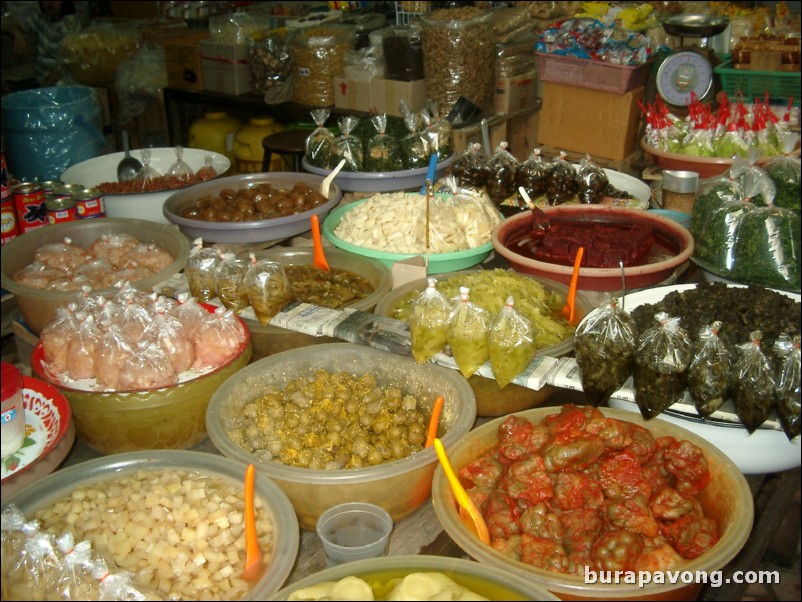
[431,404,753,601]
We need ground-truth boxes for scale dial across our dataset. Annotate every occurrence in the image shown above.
[656,50,714,107]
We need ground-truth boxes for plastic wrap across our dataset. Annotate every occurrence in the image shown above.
[366,114,402,172]
[306,109,336,169]
[244,253,294,326]
[343,45,385,81]
[423,101,453,161]
[61,22,140,85]
[447,286,491,379]
[209,11,272,43]
[114,47,167,125]
[763,132,801,213]
[249,32,293,104]
[546,151,578,205]
[451,142,489,190]
[332,115,364,172]
[732,331,776,433]
[487,296,536,388]
[288,25,354,107]
[184,238,220,302]
[495,33,538,77]
[399,112,430,170]
[379,24,424,81]
[409,277,451,364]
[575,154,609,204]
[774,334,801,441]
[687,321,731,417]
[485,142,519,207]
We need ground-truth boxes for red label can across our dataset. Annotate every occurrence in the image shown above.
[0,146,9,203]
[53,184,84,200]
[12,182,47,233]
[39,180,63,195]
[74,187,106,218]
[1,197,19,245]
[46,194,78,225]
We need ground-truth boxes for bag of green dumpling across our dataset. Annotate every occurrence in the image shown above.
[633,312,691,420]
[366,113,403,172]
[487,296,536,388]
[773,334,800,441]
[408,277,451,364]
[574,296,638,407]
[687,321,730,417]
[447,286,490,378]
[306,108,335,168]
[732,331,776,434]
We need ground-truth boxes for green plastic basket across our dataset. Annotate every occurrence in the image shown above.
[715,59,800,106]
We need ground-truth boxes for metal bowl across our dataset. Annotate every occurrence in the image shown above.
[661,14,729,38]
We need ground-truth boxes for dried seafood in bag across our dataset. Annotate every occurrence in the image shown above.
[574,296,638,407]
[687,321,731,417]
[732,331,776,434]
[774,334,801,441]
[633,312,692,420]
[487,296,536,389]
[447,286,491,378]
[408,277,451,364]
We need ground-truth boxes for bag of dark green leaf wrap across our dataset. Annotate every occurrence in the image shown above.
[332,115,363,171]
[773,334,800,441]
[409,277,451,365]
[576,154,609,204]
[451,142,489,190]
[574,296,638,407]
[306,108,335,168]
[447,286,490,379]
[546,151,578,205]
[485,142,519,206]
[366,114,403,172]
[763,132,801,213]
[687,321,730,417]
[516,147,549,203]
[488,296,536,389]
[732,331,776,434]
[633,312,691,420]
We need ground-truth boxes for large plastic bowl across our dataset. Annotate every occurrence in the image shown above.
[163,172,343,243]
[238,247,392,360]
[492,205,694,292]
[302,154,455,192]
[273,555,559,600]
[60,147,231,224]
[432,405,753,601]
[374,269,594,417]
[2,450,299,601]
[206,343,477,531]
[0,218,190,335]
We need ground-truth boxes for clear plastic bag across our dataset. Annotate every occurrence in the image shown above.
[366,114,403,172]
[243,253,295,326]
[546,151,578,205]
[451,142,489,190]
[487,296,536,389]
[288,25,354,107]
[732,331,776,434]
[762,131,801,213]
[447,286,491,378]
[576,154,609,204]
[306,109,336,169]
[184,238,220,302]
[400,111,430,169]
[574,296,638,407]
[409,277,451,364]
[118,340,177,390]
[343,45,384,81]
[249,32,293,103]
[192,306,247,371]
[215,252,251,312]
[687,321,731,417]
[485,141,519,207]
[774,334,801,441]
[379,24,424,81]
[332,115,364,172]
[516,147,549,203]
[423,101,453,161]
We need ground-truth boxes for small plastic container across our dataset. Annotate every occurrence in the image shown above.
[1,361,26,458]
[316,502,393,567]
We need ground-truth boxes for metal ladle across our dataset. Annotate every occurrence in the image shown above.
[116,130,143,182]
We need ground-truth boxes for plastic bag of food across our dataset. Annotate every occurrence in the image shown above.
[423,101,453,161]
[40,303,78,376]
[66,313,100,380]
[118,340,177,390]
[366,114,403,172]
[145,302,194,375]
[215,253,251,312]
[451,142,489,190]
[687,321,731,417]
[192,306,246,371]
[574,296,638,407]
[762,131,801,213]
[691,180,749,277]
[732,331,776,434]
[739,149,777,207]
[447,286,491,378]
[425,195,469,253]
[546,151,578,205]
[409,277,451,364]
[243,253,295,326]
[400,111,430,169]
[93,324,133,391]
[487,296,536,388]
[185,238,220,303]
[332,115,364,172]
[343,45,384,81]
[516,147,549,204]
[287,24,354,107]
[305,109,336,169]
[633,312,692,420]
[774,334,801,441]
[576,154,609,204]
[250,31,293,104]
[380,24,424,82]
[485,142,519,207]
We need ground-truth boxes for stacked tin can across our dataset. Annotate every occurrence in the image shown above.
[1,138,18,246]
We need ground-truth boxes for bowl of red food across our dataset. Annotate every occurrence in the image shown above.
[492,205,694,293]
[431,404,753,601]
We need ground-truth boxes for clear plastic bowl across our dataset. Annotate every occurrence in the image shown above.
[2,450,299,601]
[0,218,191,335]
[206,342,477,531]
[432,406,754,601]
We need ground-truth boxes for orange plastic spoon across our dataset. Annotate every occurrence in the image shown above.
[310,214,330,272]
[425,395,444,448]
[242,463,263,582]
[560,246,584,326]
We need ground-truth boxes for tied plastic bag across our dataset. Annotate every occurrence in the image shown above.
[739,148,777,207]
[215,252,251,312]
[516,147,549,203]
[687,321,731,417]
[332,115,364,172]
[633,312,692,420]
[306,109,336,169]
[485,141,519,207]
[118,340,177,390]
[93,324,133,391]
[249,32,293,104]
[184,238,220,302]
[576,154,609,204]
[447,286,491,378]
[574,296,638,407]
[366,114,402,172]
[67,313,100,380]
[487,296,536,389]
[244,253,295,326]
[423,101,453,160]
[40,303,78,376]
[546,151,578,205]
[774,334,801,441]
[732,331,776,434]
[400,111,430,169]
[409,277,451,364]
[763,131,801,213]
[451,142,489,190]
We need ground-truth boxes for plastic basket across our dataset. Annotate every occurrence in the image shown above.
[714,59,801,106]
[536,53,653,94]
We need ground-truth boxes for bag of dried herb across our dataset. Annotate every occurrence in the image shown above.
[687,321,731,417]
[573,296,638,407]
[762,132,801,214]
[423,100,453,161]
[732,331,776,434]
[633,312,692,420]
[738,149,777,208]
[690,160,747,240]
[366,114,403,172]
[305,109,336,169]
[447,286,491,378]
[451,142,489,190]
[332,115,364,172]
[409,277,452,365]
[546,151,578,205]
[576,154,609,204]
[773,334,800,441]
[485,142,519,207]
[400,111,431,169]
[516,147,549,205]
[487,296,536,389]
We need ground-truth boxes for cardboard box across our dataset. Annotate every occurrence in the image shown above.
[506,107,540,162]
[537,82,645,160]
[450,113,507,157]
[333,78,374,113]
[371,79,427,117]
[494,70,538,115]
[164,31,208,91]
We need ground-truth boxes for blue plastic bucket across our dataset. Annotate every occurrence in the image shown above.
[1,86,106,182]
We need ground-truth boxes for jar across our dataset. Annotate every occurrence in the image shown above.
[661,170,699,215]
[189,111,242,165]
[1,361,26,458]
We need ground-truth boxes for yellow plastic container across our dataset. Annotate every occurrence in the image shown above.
[188,111,241,166]
[233,116,283,174]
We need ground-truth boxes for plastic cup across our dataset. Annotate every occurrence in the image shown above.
[316,502,393,567]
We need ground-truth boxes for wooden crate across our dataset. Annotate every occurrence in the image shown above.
[506,106,540,162]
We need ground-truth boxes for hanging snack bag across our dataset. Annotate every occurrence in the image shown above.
[447,286,491,378]
[633,312,692,420]
[332,115,364,172]
[485,141,519,207]
[451,142,489,190]
[687,321,731,417]
[366,114,403,172]
[546,151,578,205]
[400,111,431,169]
[516,147,549,204]
[409,277,452,364]
[763,131,801,213]
[732,331,776,434]
[774,334,801,441]
[575,154,609,204]
[487,295,536,389]
[574,296,638,407]
[184,238,221,303]
[306,108,336,169]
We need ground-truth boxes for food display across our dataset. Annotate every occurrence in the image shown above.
[283,264,374,309]
[286,572,490,601]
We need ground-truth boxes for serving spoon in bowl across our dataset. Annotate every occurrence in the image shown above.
[243,463,263,583]
[319,158,345,199]
[117,130,143,182]
[310,214,330,272]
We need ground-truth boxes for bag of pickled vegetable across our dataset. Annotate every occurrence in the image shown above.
[633,312,692,420]
[546,151,578,205]
[485,142,519,207]
[763,131,801,213]
[573,296,638,407]
[487,296,536,388]
[305,109,336,168]
[243,253,295,326]
[732,331,776,434]
[516,147,549,205]
[408,277,451,364]
[366,114,403,172]
[400,111,430,169]
[332,115,364,172]
[447,286,491,378]
[773,334,800,441]
[184,238,221,303]
[687,321,731,417]
[575,154,609,204]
